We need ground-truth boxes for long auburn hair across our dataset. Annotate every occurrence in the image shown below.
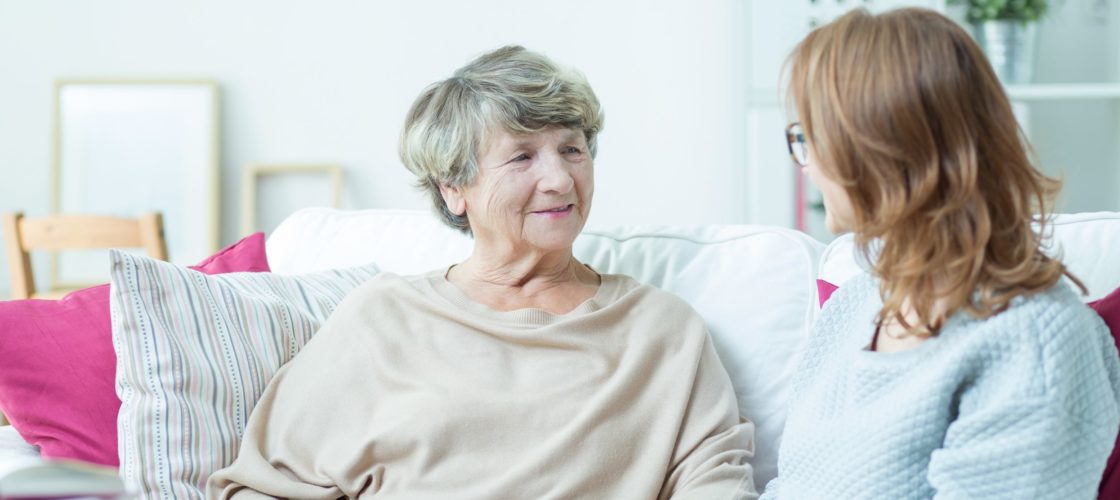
[786,7,1082,335]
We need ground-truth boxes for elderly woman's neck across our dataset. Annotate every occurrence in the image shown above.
[447,250,601,314]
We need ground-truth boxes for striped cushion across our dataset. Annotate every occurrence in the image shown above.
[109,250,379,498]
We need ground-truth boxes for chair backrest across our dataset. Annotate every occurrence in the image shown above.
[2,212,168,299]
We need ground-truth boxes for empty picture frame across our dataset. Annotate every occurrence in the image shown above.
[241,164,343,235]
[53,79,220,287]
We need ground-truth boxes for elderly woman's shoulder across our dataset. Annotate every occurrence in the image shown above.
[601,275,714,351]
[332,270,433,308]
[605,274,707,318]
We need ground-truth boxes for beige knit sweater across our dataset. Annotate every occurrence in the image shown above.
[206,271,757,499]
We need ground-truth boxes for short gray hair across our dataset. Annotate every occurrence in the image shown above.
[399,45,604,234]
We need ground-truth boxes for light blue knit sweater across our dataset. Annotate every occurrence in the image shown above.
[761,273,1120,499]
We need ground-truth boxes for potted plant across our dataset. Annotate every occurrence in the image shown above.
[947,0,1052,84]
[954,0,1049,23]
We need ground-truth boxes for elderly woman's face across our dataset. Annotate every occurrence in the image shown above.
[442,127,593,252]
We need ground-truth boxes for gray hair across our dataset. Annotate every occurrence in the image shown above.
[399,45,604,234]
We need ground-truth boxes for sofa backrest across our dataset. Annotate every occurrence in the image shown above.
[819,212,1120,302]
[266,207,826,489]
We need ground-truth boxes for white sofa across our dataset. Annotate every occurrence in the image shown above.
[3,208,1119,491]
[262,208,1120,489]
[819,211,1120,302]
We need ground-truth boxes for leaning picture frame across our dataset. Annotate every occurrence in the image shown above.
[52,79,220,288]
[240,164,344,235]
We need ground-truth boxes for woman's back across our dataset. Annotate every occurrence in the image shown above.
[769,273,1120,498]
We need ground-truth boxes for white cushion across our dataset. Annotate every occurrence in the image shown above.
[267,209,475,276]
[818,212,1120,302]
[266,207,826,489]
[0,425,39,463]
[1046,212,1120,301]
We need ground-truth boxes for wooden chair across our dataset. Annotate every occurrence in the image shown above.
[2,212,168,300]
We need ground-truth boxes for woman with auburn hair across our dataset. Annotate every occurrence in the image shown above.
[763,7,1120,499]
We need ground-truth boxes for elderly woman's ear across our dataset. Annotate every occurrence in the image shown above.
[439,184,467,217]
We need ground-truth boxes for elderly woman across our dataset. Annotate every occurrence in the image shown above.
[762,8,1120,499]
[207,46,757,499]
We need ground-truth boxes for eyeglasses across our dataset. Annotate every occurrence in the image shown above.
[785,122,809,167]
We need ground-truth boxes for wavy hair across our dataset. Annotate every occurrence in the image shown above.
[785,7,1081,335]
[399,45,604,234]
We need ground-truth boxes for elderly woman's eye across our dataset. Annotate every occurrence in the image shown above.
[512,153,530,162]
[564,147,583,154]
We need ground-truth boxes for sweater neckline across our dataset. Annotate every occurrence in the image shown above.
[424,266,625,328]
[852,299,978,365]
[847,274,953,364]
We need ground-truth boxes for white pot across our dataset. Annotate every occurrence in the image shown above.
[973,20,1038,84]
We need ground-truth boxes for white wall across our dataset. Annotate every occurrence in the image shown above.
[0,0,751,297]
[1,0,1115,298]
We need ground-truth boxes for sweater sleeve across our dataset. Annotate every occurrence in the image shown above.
[757,476,779,499]
[927,311,1120,499]
[660,334,759,500]
[206,313,377,499]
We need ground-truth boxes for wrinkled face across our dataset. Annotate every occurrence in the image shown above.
[440,126,594,253]
[801,143,855,234]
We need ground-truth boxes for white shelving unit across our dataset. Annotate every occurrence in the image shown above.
[1009,83,1120,215]
[1007,83,1120,100]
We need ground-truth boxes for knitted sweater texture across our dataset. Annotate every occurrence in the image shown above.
[761,273,1120,499]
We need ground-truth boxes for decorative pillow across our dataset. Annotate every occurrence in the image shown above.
[1089,286,1120,498]
[109,251,379,498]
[0,233,269,466]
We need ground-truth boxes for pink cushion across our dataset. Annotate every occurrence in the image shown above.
[1090,286,1120,499]
[817,279,839,308]
[0,233,269,466]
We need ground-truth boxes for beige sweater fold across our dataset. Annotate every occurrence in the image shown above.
[206,271,757,499]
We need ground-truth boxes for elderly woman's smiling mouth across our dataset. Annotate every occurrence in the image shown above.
[531,204,575,218]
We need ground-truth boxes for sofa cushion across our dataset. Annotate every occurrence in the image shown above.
[0,232,269,466]
[266,207,825,489]
[818,212,1120,302]
[110,251,379,497]
[1090,286,1120,498]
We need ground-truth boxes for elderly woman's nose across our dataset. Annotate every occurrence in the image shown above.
[537,155,575,193]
